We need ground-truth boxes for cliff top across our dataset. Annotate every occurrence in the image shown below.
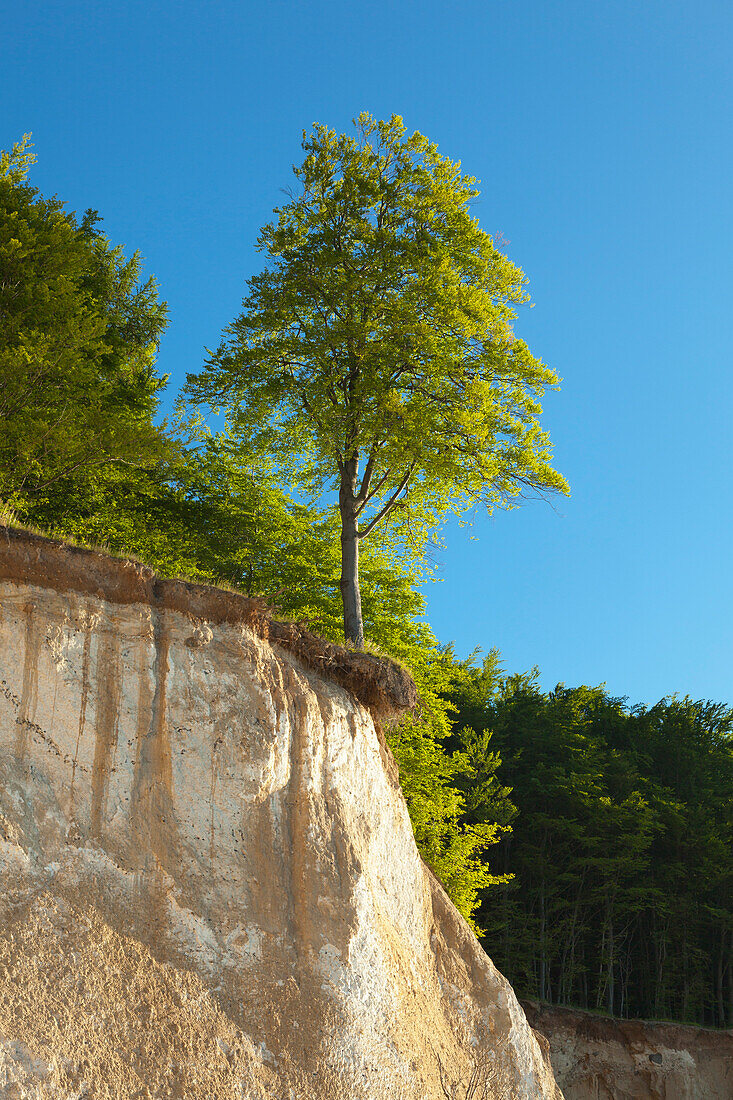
[0,522,417,720]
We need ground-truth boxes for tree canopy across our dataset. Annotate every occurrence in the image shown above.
[0,136,170,515]
[183,113,568,644]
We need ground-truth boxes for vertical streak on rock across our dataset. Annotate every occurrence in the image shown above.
[129,607,154,929]
[209,735,218,873]
[90,619,121,838]
[15,601,41,761]
[69,608,94,816]
[130,606,176,873]
[285,669,318,964]
[320,706,361,910]
[132,609,154,843]
[246,655,296,943]
[149,608,175,868]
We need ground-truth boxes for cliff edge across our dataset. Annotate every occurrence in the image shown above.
[0,527,562,1099]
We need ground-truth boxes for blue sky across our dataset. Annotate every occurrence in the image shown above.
[4,0,732,705]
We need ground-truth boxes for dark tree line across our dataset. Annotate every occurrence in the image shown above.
[447,662,733,1027]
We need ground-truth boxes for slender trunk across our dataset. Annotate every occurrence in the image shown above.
[502,839,512,973]
[581,950,588,1009]
[539,880,547,1002]
[717,929,725,1028]
[607,907,615,1016]
[728,931,733,1028]
[561,877,585,1005]
[339,460,364,647]
[596,924,605,1010]
[654,921,667,1017]
[682,933,689,1019]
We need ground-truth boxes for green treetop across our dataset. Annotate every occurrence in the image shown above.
[184,113,569,646]
[0,136,170,515]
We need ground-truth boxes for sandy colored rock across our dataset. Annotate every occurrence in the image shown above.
[0,529,562,1099]
[523,1001,733,1100]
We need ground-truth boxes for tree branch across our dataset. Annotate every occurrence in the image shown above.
[358,463,415,538]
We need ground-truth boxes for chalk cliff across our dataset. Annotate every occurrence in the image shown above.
[524,1002,733,1100]
[0,528,562,1100]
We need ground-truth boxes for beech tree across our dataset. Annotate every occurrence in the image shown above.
[184,114,568,645]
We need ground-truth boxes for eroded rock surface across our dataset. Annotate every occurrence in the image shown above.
[524,1001,733,1100]
[0,530,562,1099]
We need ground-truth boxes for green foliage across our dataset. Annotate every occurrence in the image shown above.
[448,665,733,1026]
[387,648,514,931]
[185,110,567,526]
[182,113,568,642]
[0,136,170,515]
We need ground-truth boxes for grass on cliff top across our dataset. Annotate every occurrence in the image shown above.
[0,508,254,597]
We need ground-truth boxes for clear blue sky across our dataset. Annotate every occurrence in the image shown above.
[4,0,732,705]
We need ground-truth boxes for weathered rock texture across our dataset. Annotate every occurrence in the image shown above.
[0,528,562,1100]
[524,1001,733,1100]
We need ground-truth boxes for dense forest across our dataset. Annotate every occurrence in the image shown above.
[447,663,733,1028]
[2,136,731,1030]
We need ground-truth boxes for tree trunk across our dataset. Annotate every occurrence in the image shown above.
[339,460,364,647]
[728,931,733,1028]
[539,880,547,1002]
[655,940,665,1017]
[682,933,689,1019]
[717,929,726,1028]
[607,907,615,1016]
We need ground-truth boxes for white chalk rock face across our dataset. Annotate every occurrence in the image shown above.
[0,530,562,1100]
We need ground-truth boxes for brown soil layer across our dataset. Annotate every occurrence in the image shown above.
[522,1000,732,1053]
[0,523,417,721]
